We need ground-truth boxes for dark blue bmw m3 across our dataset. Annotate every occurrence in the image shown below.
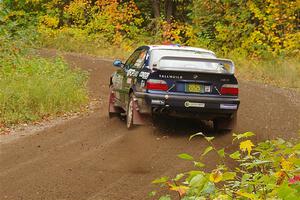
[108,45,240,130]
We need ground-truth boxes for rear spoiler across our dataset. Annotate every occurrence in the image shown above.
[154,56,235,74]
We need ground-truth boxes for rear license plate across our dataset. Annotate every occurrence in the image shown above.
[185,83,204,93]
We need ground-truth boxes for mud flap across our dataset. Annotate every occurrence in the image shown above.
[132,99,148,125]
[108,89,118,113]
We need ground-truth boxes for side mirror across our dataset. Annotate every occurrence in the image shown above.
[113,59,123,68]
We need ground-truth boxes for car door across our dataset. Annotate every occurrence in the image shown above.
[121,48,148,107]
[112,49,141,108]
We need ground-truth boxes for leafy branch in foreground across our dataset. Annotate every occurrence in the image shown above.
[151,132,300,200]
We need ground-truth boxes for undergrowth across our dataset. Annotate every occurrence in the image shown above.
[0,37,89,127]
[236,58,300,89]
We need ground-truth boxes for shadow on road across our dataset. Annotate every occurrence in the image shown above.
[146,116,230,137]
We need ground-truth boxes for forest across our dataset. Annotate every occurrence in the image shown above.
[2,0,299,57]
[1,0,299,88]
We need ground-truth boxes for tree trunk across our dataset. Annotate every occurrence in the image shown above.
[165,0,173,22]
[151,0,160,19]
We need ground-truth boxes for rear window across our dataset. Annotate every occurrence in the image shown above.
[150,49,228,73]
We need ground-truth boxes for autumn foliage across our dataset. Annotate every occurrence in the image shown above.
[1,0,299,88]
[2,0,299,58]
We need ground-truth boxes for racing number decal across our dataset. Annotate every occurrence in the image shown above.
[126,69,139,77]
[139,71,150,79]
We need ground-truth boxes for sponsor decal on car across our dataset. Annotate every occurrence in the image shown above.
[159,74,183,79]
[139,71,150,79]
[205,85,211,93]
[127,69,139,77]
[184,101,205,108]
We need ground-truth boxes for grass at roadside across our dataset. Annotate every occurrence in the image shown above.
[236,58,300,89]
[0,39,89,128]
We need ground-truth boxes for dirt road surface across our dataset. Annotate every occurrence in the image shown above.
[1,50,299,200]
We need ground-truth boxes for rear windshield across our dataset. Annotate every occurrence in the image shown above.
[150,49,228,73]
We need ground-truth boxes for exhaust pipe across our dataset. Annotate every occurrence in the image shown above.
[152,107,159,113]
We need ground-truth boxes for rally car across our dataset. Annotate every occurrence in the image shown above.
[108,45,240,130]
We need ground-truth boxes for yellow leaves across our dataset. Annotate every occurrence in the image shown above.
[273,157,295,185]
[64,0,92,26]
[239,140,254,156]
[40,15,59,28]
[275,171,285,178]
[169,185,189,196]
[281,157,294,171]
[209,170,223,183]
[26,0,41,3]
[236,191,256,200]
[275,171,287,185]
[209,170,236,183]
[159,20,195,45]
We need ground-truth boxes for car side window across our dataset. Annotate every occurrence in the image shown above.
[132,49,147,69]
[124,50,141,70]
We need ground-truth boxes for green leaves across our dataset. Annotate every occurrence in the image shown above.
[233,132,255,141]
[277,182,299,200]
[189,132,204,141]
[189,132,214,143]
[148,191,156,197]
[152,176,169,184]
[217,148,225,158]
[174,173,185,181]
[201,146,213,157]
[194,161,205,168]
[222,172,236,181]
[178,153,194,161]
[158,195,171,200]
[204,137,214,142]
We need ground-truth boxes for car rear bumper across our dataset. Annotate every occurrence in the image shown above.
[135,92,240,119]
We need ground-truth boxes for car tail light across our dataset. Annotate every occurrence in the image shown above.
[146,79,168,91]
[220,84,239,95]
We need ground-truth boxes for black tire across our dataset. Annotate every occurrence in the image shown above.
[214,113,237,131]
[126,93,135,129]
[109,111,119,118]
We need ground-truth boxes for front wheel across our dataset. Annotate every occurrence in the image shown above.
[214,113,237,131]
[126,94,134,129]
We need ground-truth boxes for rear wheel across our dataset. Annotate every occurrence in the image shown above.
[126,94,134,129]
[214,113,237,131]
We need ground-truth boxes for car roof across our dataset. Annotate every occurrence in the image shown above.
[146,45,215,55]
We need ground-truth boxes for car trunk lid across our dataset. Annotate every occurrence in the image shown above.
[147,70,238,96]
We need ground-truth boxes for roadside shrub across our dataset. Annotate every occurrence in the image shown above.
[0,38,88,127]
[151,132,300,199]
